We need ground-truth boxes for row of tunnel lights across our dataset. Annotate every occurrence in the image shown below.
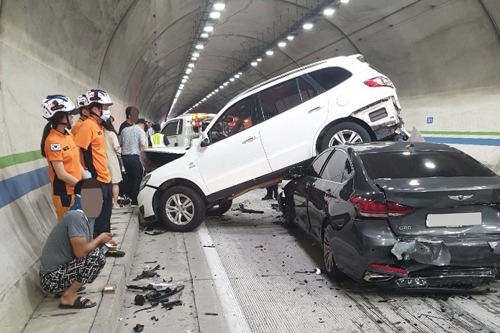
[170,2,226,111]
[178,0,350,113]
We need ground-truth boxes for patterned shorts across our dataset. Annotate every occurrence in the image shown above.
[39,249,106,293]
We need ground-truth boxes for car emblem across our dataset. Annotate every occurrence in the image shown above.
[448,194,473,201]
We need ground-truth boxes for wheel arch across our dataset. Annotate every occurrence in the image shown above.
[153,178,208,216]
[315,117,376,152]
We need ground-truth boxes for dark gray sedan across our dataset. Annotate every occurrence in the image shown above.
[278,142,500,289]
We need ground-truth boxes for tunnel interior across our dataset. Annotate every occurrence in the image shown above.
[1,0,500,331]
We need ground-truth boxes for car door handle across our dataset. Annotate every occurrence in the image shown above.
[242,136,257,144]
[308,106,322,114]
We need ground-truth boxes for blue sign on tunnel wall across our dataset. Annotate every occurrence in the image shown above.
[426,117,433,124]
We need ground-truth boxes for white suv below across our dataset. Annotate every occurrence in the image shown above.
[138,54,408,231]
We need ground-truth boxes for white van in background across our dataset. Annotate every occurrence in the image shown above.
[161,113,216,147]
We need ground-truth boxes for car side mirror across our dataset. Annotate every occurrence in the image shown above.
[289,166,305,179]
[200,137,210,147]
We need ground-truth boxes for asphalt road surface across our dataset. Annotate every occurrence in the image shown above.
[117,189,500,333]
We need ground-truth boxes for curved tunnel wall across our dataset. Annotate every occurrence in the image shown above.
[1,0,500,331]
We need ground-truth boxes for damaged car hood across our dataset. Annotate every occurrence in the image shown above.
[140,147,188,173]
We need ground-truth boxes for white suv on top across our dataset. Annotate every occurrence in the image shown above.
[138,54,408,231]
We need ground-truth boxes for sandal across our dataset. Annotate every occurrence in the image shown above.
[58,296,96,309]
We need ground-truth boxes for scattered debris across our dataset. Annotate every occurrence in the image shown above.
[143,261,157,264]
[150,316,159,321]
[133,323,145,332]
[204,312,219,316]
[145,231,166,236]
[133,265,161,281]
[295,268,322,274]
[203,245,215,248]
[238,204,264,214]
[134,295,146,306]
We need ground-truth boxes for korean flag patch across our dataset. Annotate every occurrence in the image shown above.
[50,143,61,152]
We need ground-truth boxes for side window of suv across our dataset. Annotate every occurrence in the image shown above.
[259,78,302,120]
[209,97,255,144]
[162,120,180,136]
[321,150,353,183]
[297,77,318,102]
[308,67,352,92]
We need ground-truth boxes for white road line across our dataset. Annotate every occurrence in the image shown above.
[197,224,252,333]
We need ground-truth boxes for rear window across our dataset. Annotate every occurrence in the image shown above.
[308,67,352,91]
[360,151,496,179]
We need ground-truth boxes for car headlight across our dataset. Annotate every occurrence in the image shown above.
[140,173,151,192]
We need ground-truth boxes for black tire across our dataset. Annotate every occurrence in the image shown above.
[206,200,233,216]
[283,197,296,228]
[320,122,372,151]
[322,225,343,279]
[158,186,206,232]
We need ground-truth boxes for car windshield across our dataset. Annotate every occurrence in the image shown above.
[360,151,497,179]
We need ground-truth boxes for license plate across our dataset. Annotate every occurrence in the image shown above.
[426,212,482,228]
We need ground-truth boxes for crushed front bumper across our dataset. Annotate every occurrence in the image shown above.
[137,185,157,221]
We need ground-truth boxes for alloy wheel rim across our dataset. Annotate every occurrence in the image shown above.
[165,194,195,226]
[329,130,363,146]
[323,232,335,273]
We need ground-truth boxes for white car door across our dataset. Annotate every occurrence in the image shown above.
[196,96,272,194]
[258,76,329,171]
[162,120,180,147]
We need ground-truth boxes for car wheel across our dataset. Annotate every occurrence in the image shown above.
[320,123,372,151]
[206,200,233,216]
[322,225,342,278]
[283,197,295,228]
[158,186,206,232]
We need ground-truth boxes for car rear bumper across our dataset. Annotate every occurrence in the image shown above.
[351,96,404,138]
[331,220,500,289]
[138,185,156,220]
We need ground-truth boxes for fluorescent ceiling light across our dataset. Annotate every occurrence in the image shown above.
[303,23,313,30]
[287,35,294,40]
[186,68,192,73]
[213,3,225,11]
[188,63,195,68]
[323,8,335,16]
[182,79,187,83]
[201,33,209,38]
[209,12,221,19]
[238,72,242,75]
[230,78,235,81]
[251,62,258,66]
[204,26,214,32]
[215,89,219,92]
[179,86,183,90]
[234,74,240,78]
[191,57,197,61]
[220,85,224,88]
[257,58,262,62]
[224,82,229,86]
[183,75,189,79]
[192,52,200,57]
[340,0,349,3]
[195,44,204,50]
[278,41,286,47]
[266,50,274,55]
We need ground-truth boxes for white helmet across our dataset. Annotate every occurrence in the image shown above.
[86,89,113,106]
[42,95,78,119]
[76,94,89,108]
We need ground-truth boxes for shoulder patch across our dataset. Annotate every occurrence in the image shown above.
[50,143,61,152]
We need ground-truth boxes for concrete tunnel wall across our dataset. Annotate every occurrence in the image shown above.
[1,0,500,332]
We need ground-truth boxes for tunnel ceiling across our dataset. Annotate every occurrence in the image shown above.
[16,0,498,122]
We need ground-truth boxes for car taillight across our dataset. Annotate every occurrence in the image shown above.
[349,196,414,218]
[364,76,394,89]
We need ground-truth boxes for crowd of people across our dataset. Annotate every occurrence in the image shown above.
[38,90,168,309]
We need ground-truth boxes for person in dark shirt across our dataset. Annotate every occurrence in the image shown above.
[118,106,139,136]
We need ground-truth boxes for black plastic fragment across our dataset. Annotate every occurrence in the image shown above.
[133,323,144,332]
[134,295,146,306]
